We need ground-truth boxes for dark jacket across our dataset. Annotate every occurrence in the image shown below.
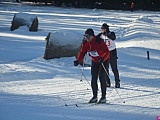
[97,31,116,41]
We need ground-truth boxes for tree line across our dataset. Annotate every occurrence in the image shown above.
[21,0,160,11]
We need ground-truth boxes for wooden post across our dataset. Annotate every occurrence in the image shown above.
[147,51,150,60]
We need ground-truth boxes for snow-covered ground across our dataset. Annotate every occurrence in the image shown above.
[0,1,160,120]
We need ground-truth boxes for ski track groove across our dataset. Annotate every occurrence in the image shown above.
[0,59,160,110]
[1,59,160,111]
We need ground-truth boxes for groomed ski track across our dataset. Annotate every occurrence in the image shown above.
[0,57,159,119]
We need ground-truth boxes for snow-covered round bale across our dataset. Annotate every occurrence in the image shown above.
[44,30,83,59]
[10,13,38,31]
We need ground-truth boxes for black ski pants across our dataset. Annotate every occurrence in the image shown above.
[91,59,109,98]
[107,48,120,84]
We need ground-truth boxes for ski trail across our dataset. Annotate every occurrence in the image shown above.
[0,57,159,117]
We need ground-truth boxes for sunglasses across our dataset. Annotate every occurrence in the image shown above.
[84,34,91,39]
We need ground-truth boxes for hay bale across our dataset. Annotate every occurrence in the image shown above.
[44,30,83,60]
[29,17,38,31]
[10,13,38,31]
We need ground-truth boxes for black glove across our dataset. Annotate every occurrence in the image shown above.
[108,32,116,40]
[74,60,79,66]
[103,32,107,36]
[96,33,103,43]
[82,38,87,44]
[98,58,104,63]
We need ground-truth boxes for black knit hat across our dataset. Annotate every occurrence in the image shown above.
[101,23,109,29]
[85,28,94,36]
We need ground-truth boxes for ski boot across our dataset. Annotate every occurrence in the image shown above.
[89,96,97,103]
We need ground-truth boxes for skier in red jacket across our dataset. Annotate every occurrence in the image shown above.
[74,28,110,103]
[131,2,135,12]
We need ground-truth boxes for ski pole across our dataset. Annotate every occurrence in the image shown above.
[79,60,91,88]
[80,56,86,82]
[101,63,125,103]
[80,60,100,91]
[101,62,110,77]
[80,61,85,82]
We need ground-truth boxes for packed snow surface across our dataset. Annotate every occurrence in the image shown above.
[0,1,160,120]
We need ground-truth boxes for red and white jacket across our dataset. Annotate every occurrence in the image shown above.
[76,36,110,63]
